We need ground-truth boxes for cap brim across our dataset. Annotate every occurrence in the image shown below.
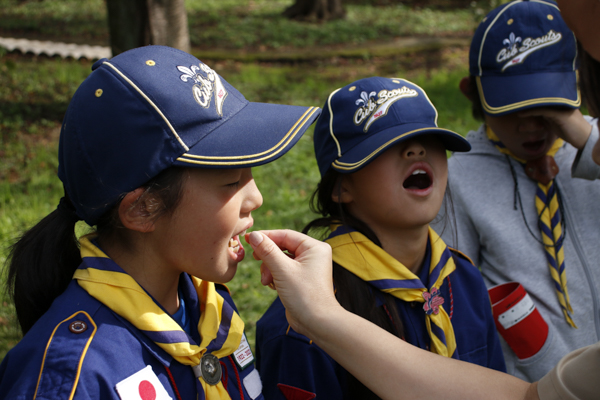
[174,102,320,168]
[477,71,580,116]
[331,123,471,173]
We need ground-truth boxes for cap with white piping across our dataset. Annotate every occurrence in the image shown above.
[469,0,580,115]
[313,76,470,177]
[58,45,320,225]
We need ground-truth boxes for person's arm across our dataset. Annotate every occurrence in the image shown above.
[245,230,537,400]
[518,108,592,150]
[572,117,600,179]
[516,108,600,177]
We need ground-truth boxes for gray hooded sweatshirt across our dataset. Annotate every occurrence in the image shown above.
[435,120,600,382]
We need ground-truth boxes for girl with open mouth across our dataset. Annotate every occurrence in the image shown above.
[255,77,506,400]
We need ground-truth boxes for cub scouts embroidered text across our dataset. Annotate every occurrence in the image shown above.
[497,30,562,71]
[353,86,418,132]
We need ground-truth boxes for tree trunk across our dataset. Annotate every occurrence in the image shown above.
[106,0,190,57]
[147,0,190,53]
[283,0,346,22]
[106,0,150,56]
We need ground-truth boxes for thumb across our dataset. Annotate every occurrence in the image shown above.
[245,229,336,336]
[245,231,287,286]
[246,231,286,265]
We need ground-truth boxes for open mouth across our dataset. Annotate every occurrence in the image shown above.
[522,139,545,152]
[403,169,432,190]
[227,228,249,262]
[229,236,241,253]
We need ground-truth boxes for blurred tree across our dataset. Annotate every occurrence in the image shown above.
[106,0,190,56]
[283,0,346,21]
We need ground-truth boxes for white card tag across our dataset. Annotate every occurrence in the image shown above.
[233,333,254,370]
[498,293,535,330]
[115,365,173,400]
[243,369,263,400]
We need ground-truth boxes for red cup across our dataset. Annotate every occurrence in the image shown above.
[488,282,549,359]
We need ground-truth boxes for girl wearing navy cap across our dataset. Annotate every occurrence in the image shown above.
[255,77,505,400]
[0,45,320,400]
[437,0,600,382]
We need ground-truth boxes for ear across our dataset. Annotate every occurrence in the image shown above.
[118,188,160,233]
[331,176,354,204]
[459,76,477,102]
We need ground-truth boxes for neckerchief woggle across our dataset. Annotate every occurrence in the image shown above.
[486,126,576,328]
[73,235,245,399]
[326,225,458,358]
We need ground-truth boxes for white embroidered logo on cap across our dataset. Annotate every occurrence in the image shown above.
[353,86,418,132]
[178,63,228,117]
[496,30,562,72]
[115,365,172,400]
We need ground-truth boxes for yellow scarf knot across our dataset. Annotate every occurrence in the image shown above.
[74,235,245,398]
[326,226,458,358]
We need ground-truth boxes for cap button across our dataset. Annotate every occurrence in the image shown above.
[92,58,108,71]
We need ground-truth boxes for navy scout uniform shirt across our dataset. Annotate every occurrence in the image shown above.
[256,247,506,400]
[0,278,263,400]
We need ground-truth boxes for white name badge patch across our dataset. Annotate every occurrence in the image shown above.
[115,365,172,400]
[233,333,254,370]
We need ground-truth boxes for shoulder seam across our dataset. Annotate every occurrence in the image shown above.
[34,311,98,400]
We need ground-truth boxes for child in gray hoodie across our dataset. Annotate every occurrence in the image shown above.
[436,0,600,383]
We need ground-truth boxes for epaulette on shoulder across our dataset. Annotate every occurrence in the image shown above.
[284,324,315,345]
[448,247,475,266]
[34,311,97,399]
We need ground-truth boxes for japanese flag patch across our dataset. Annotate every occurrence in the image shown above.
[115,365,172,400]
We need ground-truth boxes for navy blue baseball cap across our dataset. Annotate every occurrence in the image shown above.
[470,0,580,115]
[58,45,321,225]
[313,77,470,176]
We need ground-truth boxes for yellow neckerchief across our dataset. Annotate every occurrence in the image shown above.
[326,226,458,358]
[73,235,245,398]
[486,126,576,328]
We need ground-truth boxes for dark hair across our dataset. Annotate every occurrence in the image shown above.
[463,76,486,122]
[302,169,404,400]
[578,42,600,118]
[5,167,187,334]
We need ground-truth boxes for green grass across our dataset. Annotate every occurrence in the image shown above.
[0,0,108,45]
[0,0,476,50]
[187,2,474,50]
[0,50,86,358]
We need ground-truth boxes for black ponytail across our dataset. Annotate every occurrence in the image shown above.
[5,167,187,335]
[5,197,81,334]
